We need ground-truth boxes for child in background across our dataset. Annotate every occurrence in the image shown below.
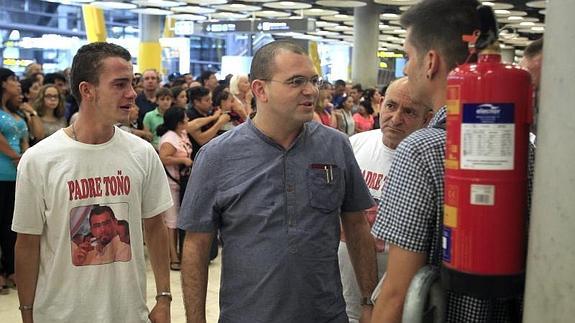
[143,87,172,150]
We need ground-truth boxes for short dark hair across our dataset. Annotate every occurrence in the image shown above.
[70,42,131,104]
[44,72,66,85]
[198,70,215,85]
[155,87,172,100]
[401,0,480,70]
[156,106,187,137]
[249,40,307,83]
[187,86,210,104]
[524,38,543,59]
[213,88,232,108]
[20,78,38,100]
[89,205,116,225]
[334,79,346,88]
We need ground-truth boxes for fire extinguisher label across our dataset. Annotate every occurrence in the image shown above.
[460,103,515,170]
[470,184,495,206]
[442,228,452,263]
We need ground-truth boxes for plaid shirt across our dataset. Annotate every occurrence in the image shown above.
[372,107,531,322]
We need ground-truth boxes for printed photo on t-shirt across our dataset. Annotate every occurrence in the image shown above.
[70,203,132,266]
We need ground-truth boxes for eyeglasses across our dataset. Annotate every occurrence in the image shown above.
[44,94,60,100]
[263,75,322,89]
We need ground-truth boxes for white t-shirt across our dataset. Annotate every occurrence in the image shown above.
[349,129,395,201]
[12,128,173,323]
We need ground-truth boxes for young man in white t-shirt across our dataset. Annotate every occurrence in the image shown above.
[339,77,432,322]
[12,42,173,323]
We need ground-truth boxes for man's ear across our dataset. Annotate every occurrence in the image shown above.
[79,81,94,102]
[425,49,441,80]
[251,80,268,103]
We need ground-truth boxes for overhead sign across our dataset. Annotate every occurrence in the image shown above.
[255,18,316,33]
[174,21,195,36]
[202,20,253,33]
[202,18,315,33]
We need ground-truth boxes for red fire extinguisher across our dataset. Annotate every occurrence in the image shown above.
[441,6,532,299]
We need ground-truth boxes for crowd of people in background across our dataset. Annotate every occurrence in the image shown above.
[1,2,543,319]
[0,56,387,290]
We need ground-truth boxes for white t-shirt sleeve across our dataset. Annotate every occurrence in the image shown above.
[12,154,46,234]
[141,145,173,218]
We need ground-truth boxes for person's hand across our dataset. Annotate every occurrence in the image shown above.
[218,112,231,124]
[11,155,21,166]
[72,241,93,265]
[359,305,373,323]
[212,110,222,119]
[149,299,170,323]
[19,102,35,114]
[182,158,193,167]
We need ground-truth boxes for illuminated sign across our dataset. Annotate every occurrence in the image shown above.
[256,19,315,33]
[202,18,315,33]
[3,58,35,67]
[378,51,404,58]
[202,20,252,33]
[174,21,195,36]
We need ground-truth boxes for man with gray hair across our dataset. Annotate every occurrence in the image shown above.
[339,77,432,322]
[179,40,377,323]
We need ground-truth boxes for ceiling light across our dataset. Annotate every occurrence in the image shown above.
[131,7,173,15]
[263,1,312,9]
[171,6,216,14]
[132,0,182,7]
[91,1,137,10]
[315,1,367,8]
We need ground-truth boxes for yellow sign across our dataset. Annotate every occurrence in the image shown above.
[3,58,34,67]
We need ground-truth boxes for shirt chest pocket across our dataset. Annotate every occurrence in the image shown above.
[307,164,344,213]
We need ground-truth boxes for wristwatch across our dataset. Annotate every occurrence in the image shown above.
[361,296,374,306]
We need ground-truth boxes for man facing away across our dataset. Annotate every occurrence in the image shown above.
[369,0,525,322]
[12,42,173,323]
[179,40,378,323]
[520,37,543,144]
[339,77,432,322]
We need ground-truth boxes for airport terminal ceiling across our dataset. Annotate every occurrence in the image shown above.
[0,0,545,52]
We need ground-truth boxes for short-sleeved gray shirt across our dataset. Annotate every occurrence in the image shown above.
[179,119,374,323]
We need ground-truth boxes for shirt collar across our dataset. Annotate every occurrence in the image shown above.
[246,118,309,151]
[428,106,447,129]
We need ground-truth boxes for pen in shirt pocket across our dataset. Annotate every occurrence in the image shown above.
[310,163,338,184]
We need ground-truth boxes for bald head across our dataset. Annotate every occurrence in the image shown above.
[380,77,432,149]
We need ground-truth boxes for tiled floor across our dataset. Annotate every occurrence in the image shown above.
[0,251,222,323]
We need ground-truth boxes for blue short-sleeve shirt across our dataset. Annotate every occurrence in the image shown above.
[179,119,374,323]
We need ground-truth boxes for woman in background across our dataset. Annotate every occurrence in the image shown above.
[157,106,192,271]
[0,68,29,294]
[313,89,336,128]
[361,88,382,129]
[171,86,188,109]
[334,96,355,136]
[353,99,375,133]
[229,74,253,116]
[33,84,67,140]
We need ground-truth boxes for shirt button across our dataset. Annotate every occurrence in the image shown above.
[289,247,298,254]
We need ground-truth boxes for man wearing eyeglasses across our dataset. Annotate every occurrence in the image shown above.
[339,77,432,322]
[179,40,377,323]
